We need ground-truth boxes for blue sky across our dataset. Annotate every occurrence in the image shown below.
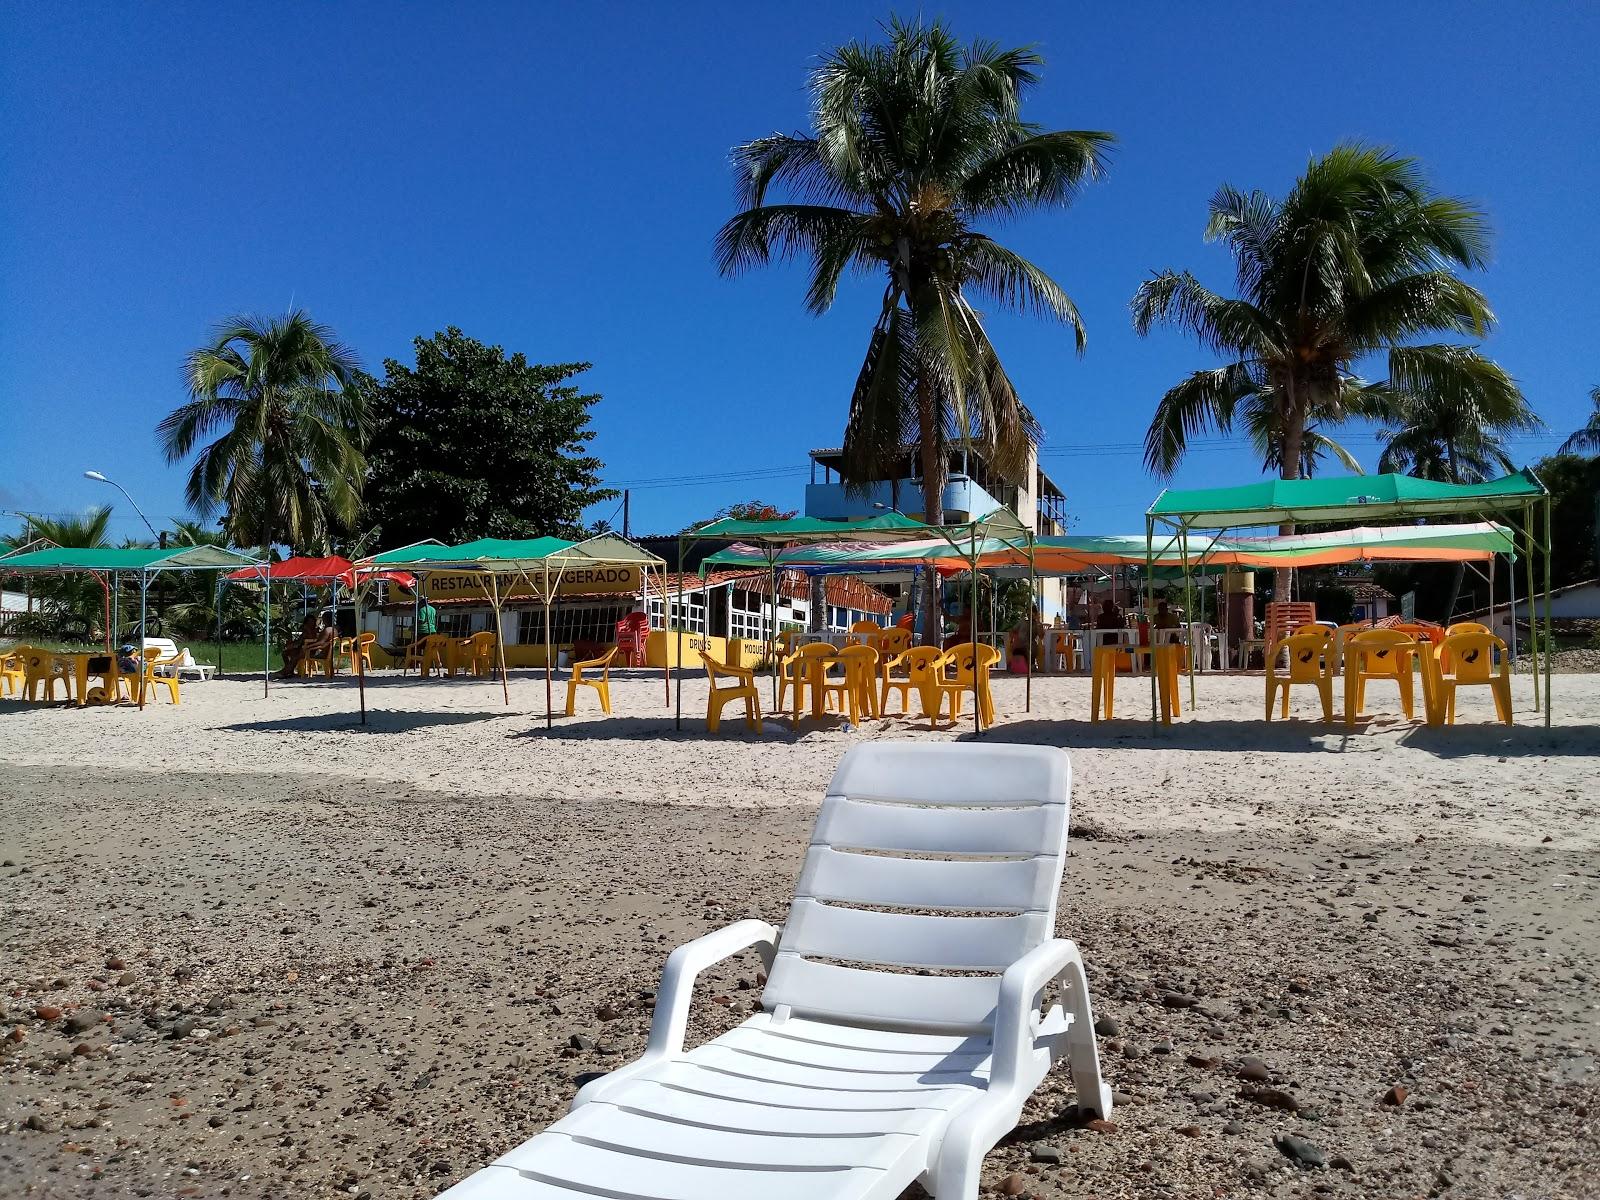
[3,2,1595,542]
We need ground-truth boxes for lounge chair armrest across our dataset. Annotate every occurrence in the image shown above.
[649,918,778,1056]
[571,919,779,1110]
[931,938,1108,1195]
[990,937,1082,1095]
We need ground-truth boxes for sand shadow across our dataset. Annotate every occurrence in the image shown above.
[509,709,862,742]
[220,710,513,734]
[977,716,1349,754]
[1396,722,1598,758]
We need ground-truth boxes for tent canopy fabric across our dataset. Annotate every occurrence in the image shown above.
[701,522,1517,578]
[1148,469,1547,529]
[225,554,352,583]
[0,545,262,573]
[689,512,930,544]
[365,533,665,573]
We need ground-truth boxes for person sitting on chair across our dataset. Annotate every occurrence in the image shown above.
[1094,597,1123,631]
[1153,598,1182,642]
[282,613,335,678]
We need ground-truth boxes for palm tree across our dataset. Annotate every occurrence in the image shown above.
[715,19,1112,637]
[1133,143,1523,594]
[158,310,369,557]
[1377,386,1540,484]
[15,507,114,639]
[1558,386,1600,455]
[1378,386,1541,617]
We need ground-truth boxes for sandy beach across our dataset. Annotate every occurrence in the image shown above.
[2,667,1597,1199]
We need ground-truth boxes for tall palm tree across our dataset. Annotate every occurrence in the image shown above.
[1377,386,1541,617]
[1133,143,1523,594]
[1558,386,1600,455]
[1377,385,1540,483]
[158,310,368,556]
[715,19,1112,636]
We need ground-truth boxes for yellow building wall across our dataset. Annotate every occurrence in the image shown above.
[645,630,766,670]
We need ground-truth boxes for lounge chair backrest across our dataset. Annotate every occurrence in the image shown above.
[142,637,180,660]
[763,743,1071,1035]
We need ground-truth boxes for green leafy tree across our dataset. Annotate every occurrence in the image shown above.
[8,507,113,639]
[1559,386,1600,455]
[715,19,1112,639]
[158,310,369,556]
[1133,144,1523,596]
[716,500,800,523]
[362,328,617,546]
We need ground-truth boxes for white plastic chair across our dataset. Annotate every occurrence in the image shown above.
[142,638,215,681]
[439,743,1111,1200]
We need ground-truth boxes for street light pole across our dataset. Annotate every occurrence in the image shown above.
[84,471,160,542]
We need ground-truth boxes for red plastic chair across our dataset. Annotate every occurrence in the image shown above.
[615,611,650,667]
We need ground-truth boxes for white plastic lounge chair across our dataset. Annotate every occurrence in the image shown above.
[142,638,215,681]
[439,742,1111,1200]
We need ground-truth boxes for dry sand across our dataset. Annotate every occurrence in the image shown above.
[1,666,1597,1199]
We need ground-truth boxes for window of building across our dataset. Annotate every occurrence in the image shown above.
[646,591,705,635]
[517,600,635,646]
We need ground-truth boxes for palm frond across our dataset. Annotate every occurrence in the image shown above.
[1143,362,1260,477]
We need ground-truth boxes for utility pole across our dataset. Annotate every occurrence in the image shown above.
[622,489,631,538]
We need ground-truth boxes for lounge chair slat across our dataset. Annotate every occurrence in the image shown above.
[687,1040,989,1089]
[814,796,1065,856]
[796,846,1052,914]
[549,1105,921,1170]
[491,1133,893,1200]
[745,1014,992,1057]
[600,1080,937,1135]
[713,1024,992,1075]
[647,1062,971,1111]
[827,743,1070,808]
[763,954,1002,1032]
[782,897,1045,972]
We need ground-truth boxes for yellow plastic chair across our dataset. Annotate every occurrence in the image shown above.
[1431,631,1512,726]
[931,644,1002,728]
[405,634,450,677]
[22,648,72,702]
[845,620,883,647]
[139,647,181,705]
[296,636,337,679]
[699,650,761,734]
[880,645,943,718]
[784,642,838,719]
[1048,628,1076,672]
[820,645,879,724]
[565,647,617,715]
[341,632,376,673]
[1265,631,1335,722]
[1,647,26,697]
[1344,629,1418,726]
[1438,621,1493,674]
[468,631,499,678]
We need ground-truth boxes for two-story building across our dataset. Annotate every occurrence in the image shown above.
[805,441,1070,616]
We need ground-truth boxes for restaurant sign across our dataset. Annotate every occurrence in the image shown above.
[425,565,643,603]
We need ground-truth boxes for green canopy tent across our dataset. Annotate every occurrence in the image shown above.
[0,544,268,706]
[364,534,669,728]
[1145,470,1554,726]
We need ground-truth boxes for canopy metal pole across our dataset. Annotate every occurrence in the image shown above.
[112,571,119,641]
[674,534,685,731]
[1025,532,1035,713]
[969,532,980,736]
[355,579,368,726]
[490,572,510,706]
[1144,517,1158,723]
[1507,546,1519,672]
[1180,520,1197,711]
[1543,496,1554,728]
[262,572,271,698]
[216,577,224,677]
[543,563,554,729]
[137,569,147,710]
[769,550,780,712]
[1524,503,1539,712]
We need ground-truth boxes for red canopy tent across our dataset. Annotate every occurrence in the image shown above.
[224,556,414,589]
